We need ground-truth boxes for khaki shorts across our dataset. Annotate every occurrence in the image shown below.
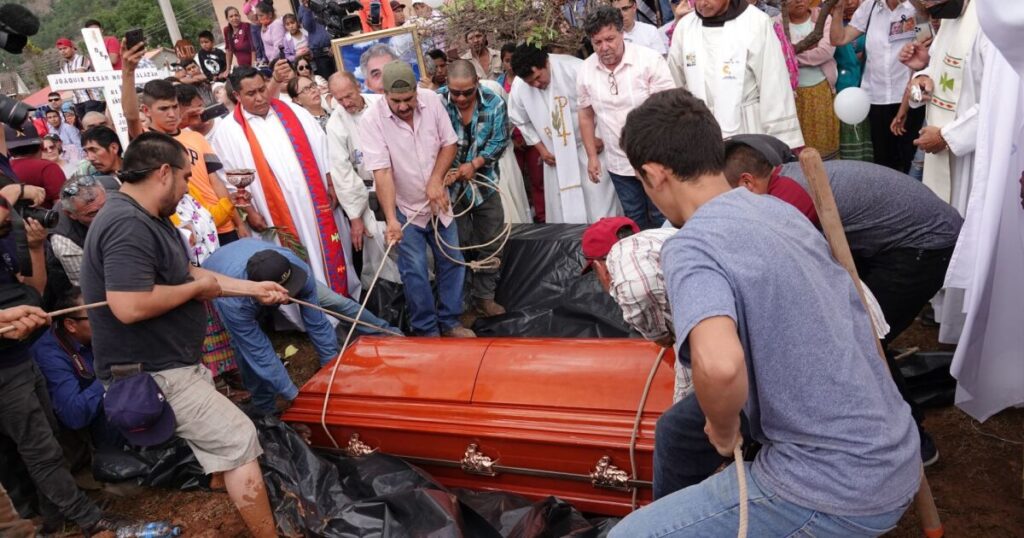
[150,364,263,474]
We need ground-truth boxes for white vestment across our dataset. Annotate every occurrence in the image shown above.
[212,101,360,304]
[479,79,533,224]
[913,4,987,344]
[325,94,403,287]
[668,9,804,148]
[507,54,622,223]
[947,0,1024,422]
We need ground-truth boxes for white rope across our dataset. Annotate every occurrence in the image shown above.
[628,347,666,511]
[735,445,749,538]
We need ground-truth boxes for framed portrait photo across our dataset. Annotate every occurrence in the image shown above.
[331,27,426,92]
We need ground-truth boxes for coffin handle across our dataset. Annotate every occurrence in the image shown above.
[460,443,498,477]
[590,455,632,491]
[344,433,377,457]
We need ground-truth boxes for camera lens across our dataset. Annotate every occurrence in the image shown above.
[0,95,32,127]
[20,206,59,228]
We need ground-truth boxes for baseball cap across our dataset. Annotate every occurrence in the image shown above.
[55,37,74,48]
[3,120,41,150]
[390,0,405,9]
[381,61,417,94]
[246,249,308,297]
[104,374,177,447]
[723,134,795,167]
[581,217,640,273]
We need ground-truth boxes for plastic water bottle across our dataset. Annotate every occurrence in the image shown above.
[115,521,183,538]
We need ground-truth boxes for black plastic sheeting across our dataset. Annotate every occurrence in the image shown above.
[362,224,632,338]
[898,351,957,409]
[258,417,616,537]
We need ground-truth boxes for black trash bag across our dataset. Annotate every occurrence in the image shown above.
[256,417,494,537]
[898,351,956,409]
[358,224,633,338]
[475,224,632,338]
[91,438,209,490]
[257,417,616,537]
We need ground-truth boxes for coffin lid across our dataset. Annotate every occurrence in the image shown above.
[301,337,675,413]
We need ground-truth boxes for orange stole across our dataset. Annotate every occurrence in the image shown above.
[233,106,301,245]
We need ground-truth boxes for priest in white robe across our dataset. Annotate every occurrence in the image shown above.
[212,67,361,303]
[479,78,533,225]
[948,0,1024,422]
[507,45,622,223]
[904,0,988,343]
[667,0,804,148]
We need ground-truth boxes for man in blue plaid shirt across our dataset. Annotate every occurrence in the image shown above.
[438,59,510,318]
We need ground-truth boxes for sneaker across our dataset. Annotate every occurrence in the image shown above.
[475,299,507,318]
[442,326,477,338]
[920,431,939,467]
[82,513,135,537]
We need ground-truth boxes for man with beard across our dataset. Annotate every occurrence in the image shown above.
[460,30,503,80]
[80,132,287,538]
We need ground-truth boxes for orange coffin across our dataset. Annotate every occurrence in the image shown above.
[282,337,676,516]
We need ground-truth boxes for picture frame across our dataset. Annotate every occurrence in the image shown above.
[331,27,427,92]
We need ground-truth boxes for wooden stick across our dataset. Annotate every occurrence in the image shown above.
[0,301,109,335]
[799,149,943,537]
[218,286,401,337]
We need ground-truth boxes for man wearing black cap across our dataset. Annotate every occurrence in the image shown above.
[203,238,400,413]
[80,132,287,538]
[6,120,67,208]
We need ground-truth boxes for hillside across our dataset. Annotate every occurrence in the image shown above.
[1,0,218,92]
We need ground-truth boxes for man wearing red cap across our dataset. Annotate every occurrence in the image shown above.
[56,38,104,118]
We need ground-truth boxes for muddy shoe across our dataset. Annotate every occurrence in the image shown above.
[475,299,506,318]
[442,326,477,338]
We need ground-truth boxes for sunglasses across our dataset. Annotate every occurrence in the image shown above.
[61,175,98,197]
[448,87,476,98]
[49,97,61,102]
[297,64,311,71]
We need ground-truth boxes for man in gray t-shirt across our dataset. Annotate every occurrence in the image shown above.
[610,89,919,536]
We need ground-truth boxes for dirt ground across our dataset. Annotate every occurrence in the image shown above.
[83,323,1023,537]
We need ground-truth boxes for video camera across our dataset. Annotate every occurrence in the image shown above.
[308,0,364,38]
[0,2,40,128]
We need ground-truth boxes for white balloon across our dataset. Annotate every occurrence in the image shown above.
[833,87,871,125]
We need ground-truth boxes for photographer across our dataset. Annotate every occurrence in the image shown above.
[0,174,129,534]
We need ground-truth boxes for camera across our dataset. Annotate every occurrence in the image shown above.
[0,95,33,128]
[13,200,58,228]
[308,0,363,38]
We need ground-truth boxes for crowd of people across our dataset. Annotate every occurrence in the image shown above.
[0,0,1020,535]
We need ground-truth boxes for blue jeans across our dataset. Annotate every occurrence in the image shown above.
[653,394,751,499]
[611,464,909,537]
[608,172,665,229]
[395,212,466,335]
[315,283,402,337]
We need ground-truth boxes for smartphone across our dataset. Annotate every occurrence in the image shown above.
[125,28,144,50]
[368,0,381,26]
[201,103,229,122]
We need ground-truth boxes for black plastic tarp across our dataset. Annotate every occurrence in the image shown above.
[363,224,633,338]
[257,417,616,537]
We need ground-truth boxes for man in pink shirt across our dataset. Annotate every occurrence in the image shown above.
[358,61,474,337]
[578,5,676,230]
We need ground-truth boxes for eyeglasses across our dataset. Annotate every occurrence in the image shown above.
[608,71,619,96]
[448,87,477,98]
[61,175,98,197]
[299,84,319,94]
